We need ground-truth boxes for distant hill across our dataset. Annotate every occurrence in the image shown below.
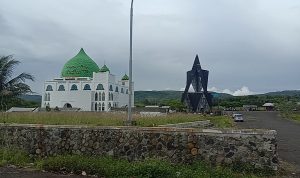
[135,90,183,104]
[19,95,42,103]
[135,90,232,104]
[263,90,300,97]
[19,90,300,106]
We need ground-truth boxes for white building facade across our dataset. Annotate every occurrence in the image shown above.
[42,48,134,111]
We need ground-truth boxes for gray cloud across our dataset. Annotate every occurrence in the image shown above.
[0,0,300,94]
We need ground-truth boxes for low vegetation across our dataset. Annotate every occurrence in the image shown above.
[290,113,300,122]
[278,100,300,122]
[0,148,275,178]
[0,148,31,167]
[0,112,234,128]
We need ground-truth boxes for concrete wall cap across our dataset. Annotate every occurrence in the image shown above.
[0,123,276,135]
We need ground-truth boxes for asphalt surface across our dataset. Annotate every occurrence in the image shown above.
[0,167,85,178]
[236,111,300,171]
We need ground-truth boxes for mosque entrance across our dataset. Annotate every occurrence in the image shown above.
[63,103,72,109]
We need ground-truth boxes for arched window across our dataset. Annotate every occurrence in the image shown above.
[102,92,105,101]
[98,103,102,111]
[96,84,104,90]
[126,89,128,94]
[46,85,53,91]
[47,93,51,101]
[71,84,78,91]
[95,93,98,101]
[44,93,48,101]
[58,85,65,91]
[108,93,111,101]
[115,86,119,92]
[108,103,111,109]
[83,84,91,90]
[111,93,113,101]
[121,88,124,93]
[95,103,98,111]
[64,103,72,108]
[102,102,105,111]
[109,85,113,91]
[99,92,102,101]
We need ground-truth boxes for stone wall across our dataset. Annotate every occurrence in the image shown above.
[0,124,278,170]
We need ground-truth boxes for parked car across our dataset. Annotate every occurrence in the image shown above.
[233,114,244,122]
[232,113,239,118]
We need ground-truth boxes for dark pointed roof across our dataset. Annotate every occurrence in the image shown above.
[193,55,201,69]
[99,64,110,73]
[122,74,129,80]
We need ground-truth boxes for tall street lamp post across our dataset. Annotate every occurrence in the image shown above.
[127,0,134,126]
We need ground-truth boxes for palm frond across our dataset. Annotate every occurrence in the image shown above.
[0,56,20,84]
[0,55,34,98]
[6,72,35,87]
[6,82,32,97]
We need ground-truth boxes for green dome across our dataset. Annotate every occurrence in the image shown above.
[99,64,110,73]
[122,74,129,80]
[61,48,100,78]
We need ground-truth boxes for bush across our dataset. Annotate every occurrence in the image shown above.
[128,159,175,178]
[0,148,32,166]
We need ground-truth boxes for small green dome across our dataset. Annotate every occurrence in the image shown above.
[61,48,100,78]
[99,64,110,73]
[122,74,129,80]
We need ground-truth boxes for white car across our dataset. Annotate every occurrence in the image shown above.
[232,113,239,118]
[233,114,244,122]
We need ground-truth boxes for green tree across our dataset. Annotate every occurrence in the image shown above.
[161,99,186,111]
[0,55,34,107]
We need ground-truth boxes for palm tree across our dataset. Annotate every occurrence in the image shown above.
[0,55,34,103]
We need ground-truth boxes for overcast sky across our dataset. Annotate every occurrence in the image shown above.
[0,0,299,96]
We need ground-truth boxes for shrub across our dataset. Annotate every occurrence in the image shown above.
[0,148,32,166]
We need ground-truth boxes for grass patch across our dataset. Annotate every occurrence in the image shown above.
[290,114,300,122]
[280,112,300,123]
[0,112,234,128]
[0,148,274,178]
[207,115,235,128]
[0,148,32,167]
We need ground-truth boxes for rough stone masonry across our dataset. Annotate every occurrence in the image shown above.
[0,124,278,170]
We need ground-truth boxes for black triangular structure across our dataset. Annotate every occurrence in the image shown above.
[181,55,212,113]
[193,55,201,69]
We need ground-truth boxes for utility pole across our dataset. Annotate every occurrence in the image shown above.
[127,0,134,126]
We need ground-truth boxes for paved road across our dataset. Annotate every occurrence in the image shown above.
[0,167,84,178]
[236,111,300,171]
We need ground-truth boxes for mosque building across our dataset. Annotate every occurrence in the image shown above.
[41,48,134,111]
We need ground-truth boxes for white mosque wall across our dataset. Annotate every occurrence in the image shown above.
[42,72,134,111]
[43,91,93,111]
